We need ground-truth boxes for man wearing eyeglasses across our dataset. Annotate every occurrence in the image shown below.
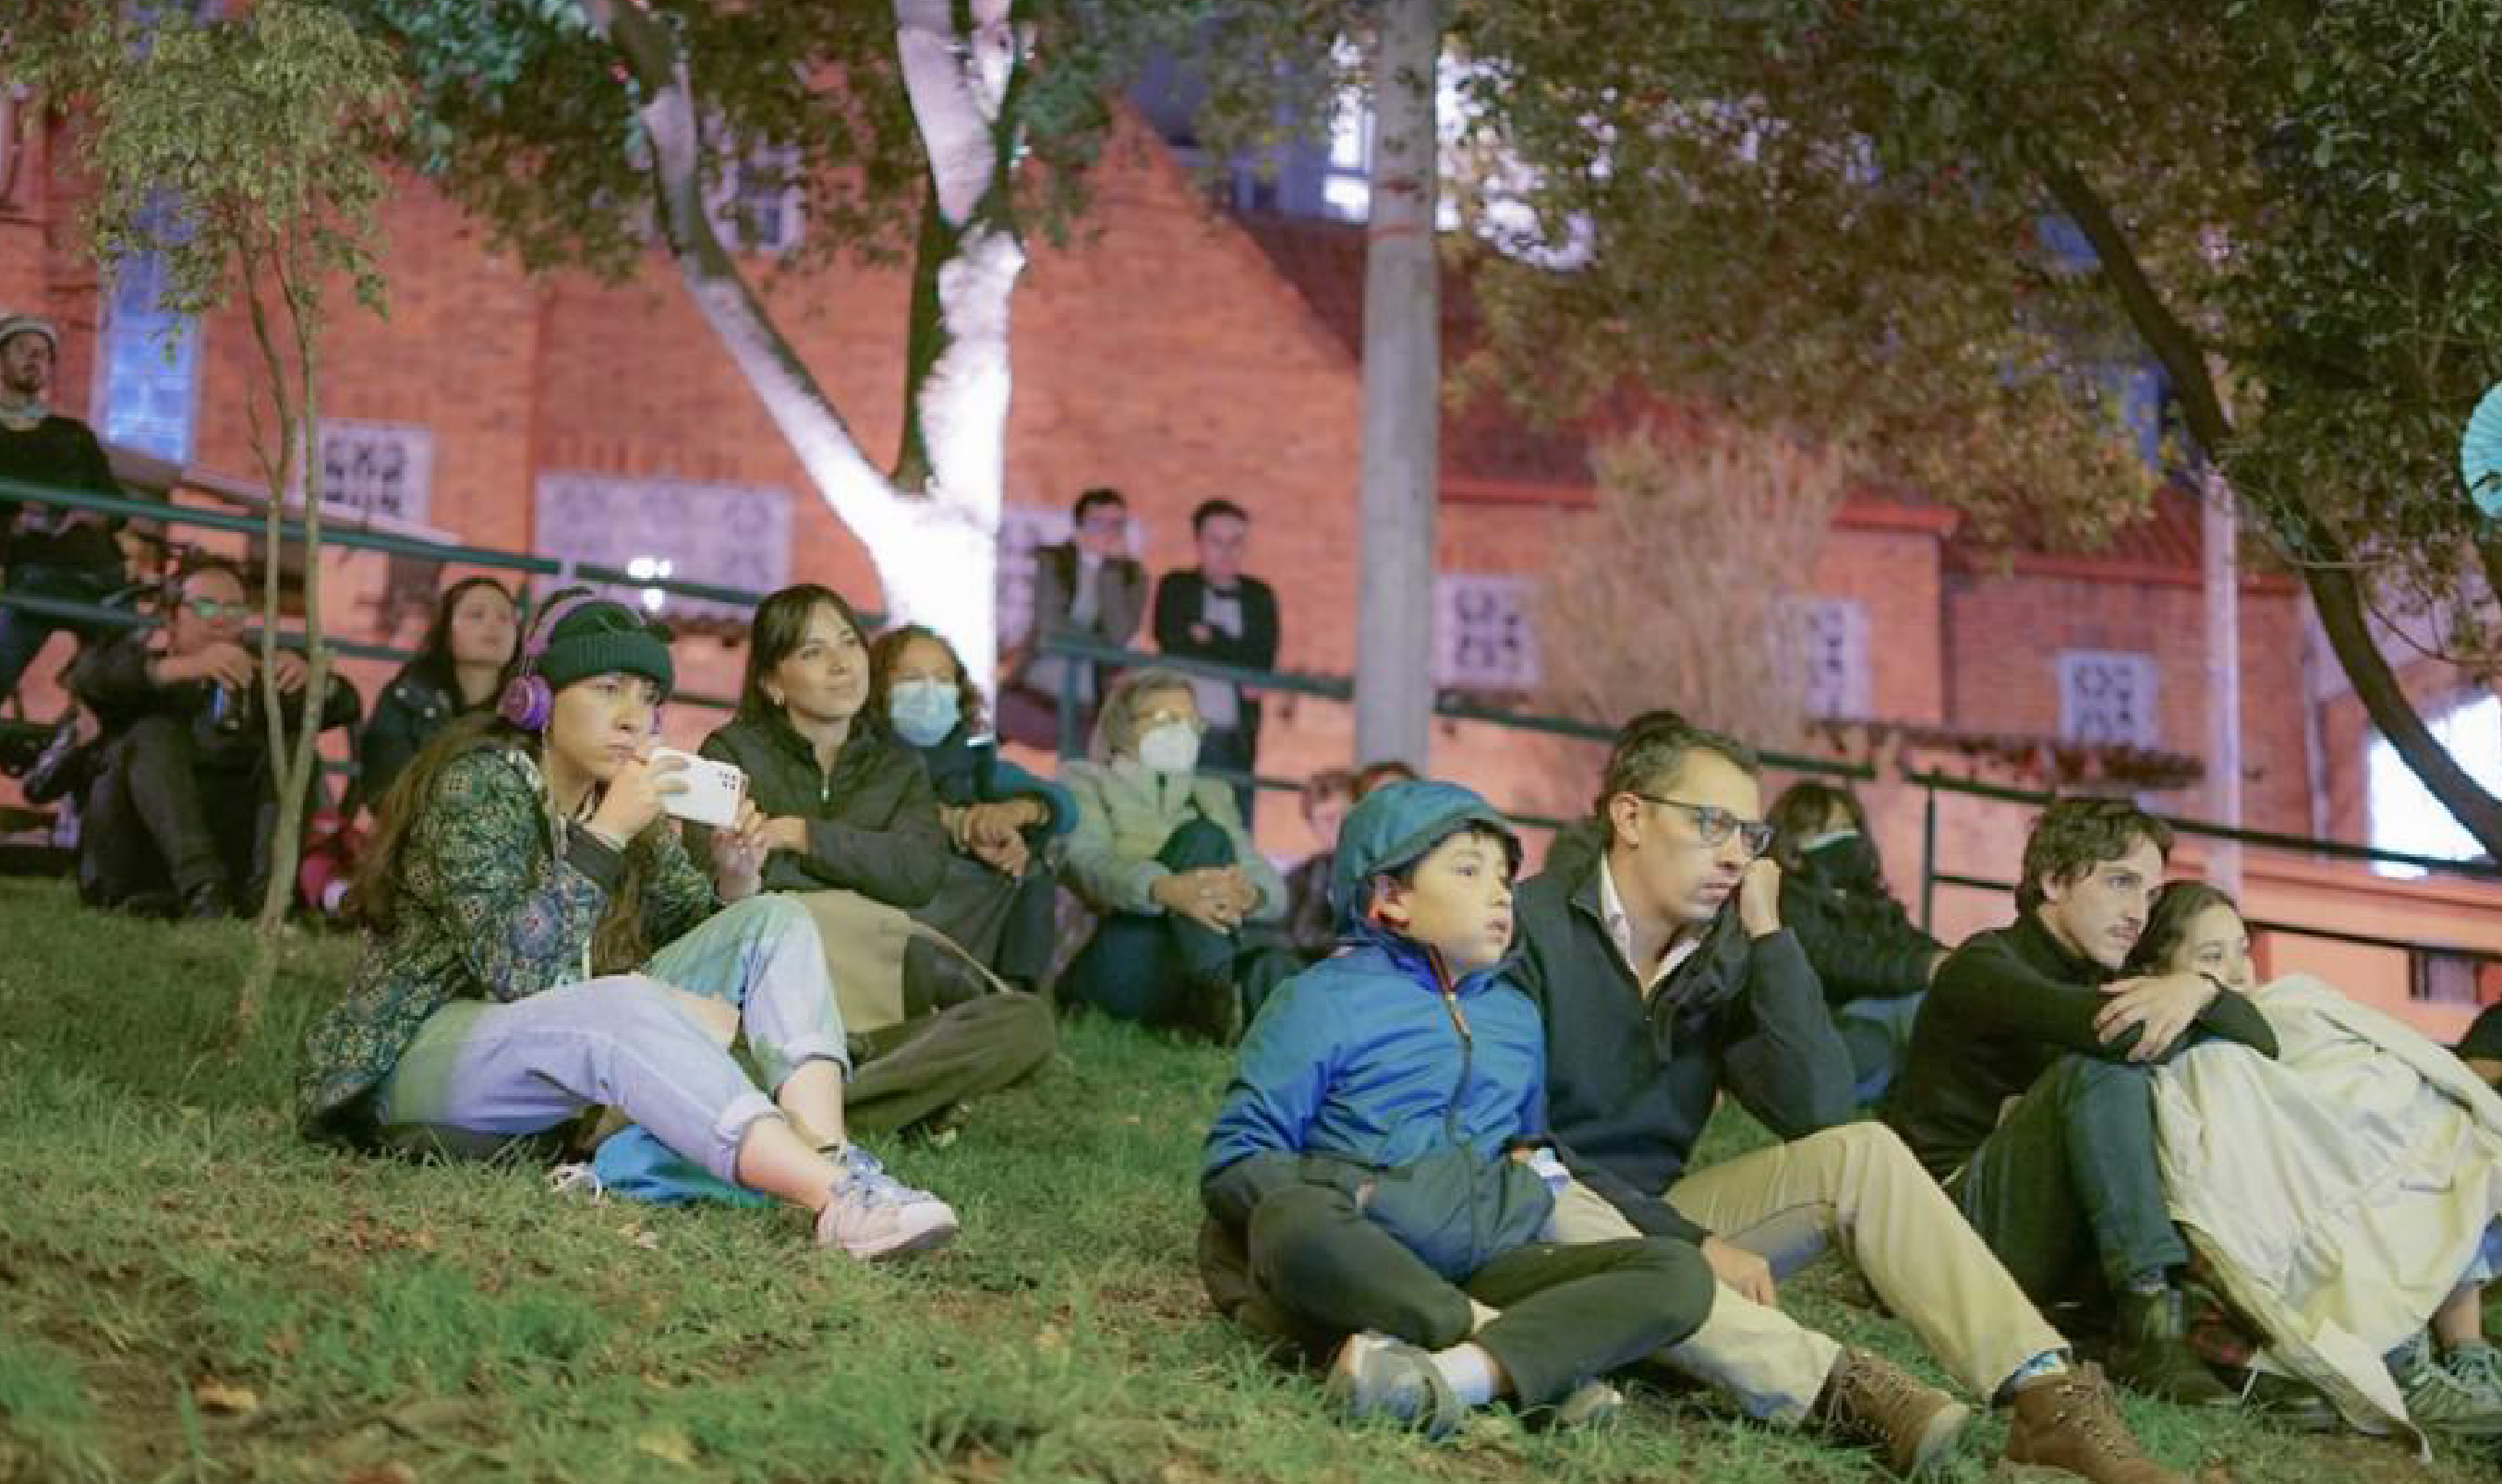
[1510,717,2185,1483]
[64,556,358,918]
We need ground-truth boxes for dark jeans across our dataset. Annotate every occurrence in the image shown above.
[1951,1053,2191,1306]
[1837,993,1924,1104]
[1242,1181,1713,1407]
[1061,817,1251,1029]
[78,715,261,910]
[0,561,121,703]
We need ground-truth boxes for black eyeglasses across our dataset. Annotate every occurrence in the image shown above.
[1633,793,1776,856]
[183,597,248,621]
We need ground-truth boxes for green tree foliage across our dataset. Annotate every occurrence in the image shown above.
[8,0,405,1027]
[1444,0,2502,851]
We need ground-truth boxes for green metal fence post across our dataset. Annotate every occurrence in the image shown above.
[1919,778,1939,934]
[1055,644,1082,763]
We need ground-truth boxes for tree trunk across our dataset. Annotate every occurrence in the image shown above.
[2037,151,2502,859]
[1354,0,1442,768]
[586,0,1023,687]
[234,284,322,1033]
[2201,462,2242,893]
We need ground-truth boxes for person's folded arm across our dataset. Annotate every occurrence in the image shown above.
[1932,933,2135,1060]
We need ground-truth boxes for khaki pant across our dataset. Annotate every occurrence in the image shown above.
[1549,1121,2065,1423]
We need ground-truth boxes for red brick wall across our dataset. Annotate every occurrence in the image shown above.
[1812,524,1946,725]
[0,103,2353,870]
[1943,567,2313,834]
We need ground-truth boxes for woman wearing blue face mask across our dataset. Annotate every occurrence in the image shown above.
[1056,667,1290,1042]
[867,624,1075,990]
[1766,781,1947,1104]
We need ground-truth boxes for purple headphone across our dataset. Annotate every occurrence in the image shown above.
[497,588,605,733]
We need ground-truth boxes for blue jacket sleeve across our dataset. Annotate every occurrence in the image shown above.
[985,756,1078,838]
[1202,976,1336,1225]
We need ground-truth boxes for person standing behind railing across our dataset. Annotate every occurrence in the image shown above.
[0,312,131,706]
[1005,486,1144,746]
[1153,499,1278,823]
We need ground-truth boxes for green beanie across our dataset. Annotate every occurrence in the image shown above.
[534,595,675,697]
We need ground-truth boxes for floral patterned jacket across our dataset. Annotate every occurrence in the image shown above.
[296,744,714,1143]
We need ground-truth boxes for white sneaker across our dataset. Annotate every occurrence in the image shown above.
[814,1144,958,1261]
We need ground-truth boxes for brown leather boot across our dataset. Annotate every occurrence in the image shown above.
[2004,1362,2188,1484]
[1811,1347,1973,1478]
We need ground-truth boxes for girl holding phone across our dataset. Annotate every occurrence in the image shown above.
[296,590,957,1260]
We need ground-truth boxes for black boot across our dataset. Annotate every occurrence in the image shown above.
[2106,1287,2237,1406]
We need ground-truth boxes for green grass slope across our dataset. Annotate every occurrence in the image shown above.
[0,877,2468,1482]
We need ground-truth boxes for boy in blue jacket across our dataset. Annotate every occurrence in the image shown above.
[1201,780,1714,1436]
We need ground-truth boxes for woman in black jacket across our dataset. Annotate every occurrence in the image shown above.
[1766,781,1945,1104]
[356,577,518,808]
[699,585,1052,1133]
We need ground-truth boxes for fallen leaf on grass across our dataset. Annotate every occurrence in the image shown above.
[193,1380,260,1418]
[635,1425,696,1466]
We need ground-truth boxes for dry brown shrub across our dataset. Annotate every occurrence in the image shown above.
[1538,425,1849,756]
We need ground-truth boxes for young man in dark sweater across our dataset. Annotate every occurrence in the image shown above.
[1517,718,2182,1483]
[1886,799,2278,1406]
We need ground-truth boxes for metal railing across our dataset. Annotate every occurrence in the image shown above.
[12,463,2502,959]
[1035,631,1872,833]
[1910,769,2502,1000]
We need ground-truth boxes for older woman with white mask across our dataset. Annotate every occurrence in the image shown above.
[1056,667,1287,1041]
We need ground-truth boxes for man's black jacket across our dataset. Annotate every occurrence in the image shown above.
[1512,839,1856,1243]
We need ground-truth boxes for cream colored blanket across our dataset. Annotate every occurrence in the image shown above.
[2154,975,2502,1444]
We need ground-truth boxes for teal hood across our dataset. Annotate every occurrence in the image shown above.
[1329,779,1522,934]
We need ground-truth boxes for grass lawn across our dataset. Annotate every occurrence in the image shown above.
[0,873,2478,1483]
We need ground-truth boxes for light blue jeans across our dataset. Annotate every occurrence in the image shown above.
[375,895,848,1184]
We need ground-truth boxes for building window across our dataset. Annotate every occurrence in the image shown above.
[1792,597,1869,720]
[93,243,199,465]
[532,473,791,621]
[2368,693,2502,878]
[1435,574,1539,692]
[2410,949,2492,1006]
[708,143,802,256]
[2056,650,2158,748]
[318,420,433,525]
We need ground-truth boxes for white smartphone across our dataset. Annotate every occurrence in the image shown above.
[650,746,747,829]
